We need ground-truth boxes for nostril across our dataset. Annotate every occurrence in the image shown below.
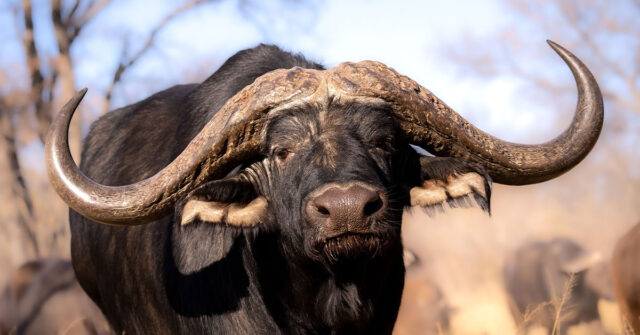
[308,184,384,222]
[317,205,330,216]
[363,195,384,217]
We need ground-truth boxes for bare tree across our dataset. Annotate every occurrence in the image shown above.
[2,0,116,262]
[448,0,639,133]
[21,0,49,145]
[3,0,224,265]
[103,0,217,114]
[513,0,639,118]
[18,0,112,160]
[0,95,39,258]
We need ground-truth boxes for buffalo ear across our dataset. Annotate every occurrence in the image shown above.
[559,250,602,274]
[409,156,492,214]
[172,177,269,274]
[180,196,268,227]
[177,177,268,227]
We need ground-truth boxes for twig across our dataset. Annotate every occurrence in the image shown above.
[0,100,40,258]
[20,0,49,144]
[67,0,112,44]
[551,272,576,335]
[103,0,215,113]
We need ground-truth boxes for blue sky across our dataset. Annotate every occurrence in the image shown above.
[99,0,543,142]
[1,0,633,145]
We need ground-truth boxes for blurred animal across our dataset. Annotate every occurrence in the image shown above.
[0,258,112,335]
[45,42,602,334]
[394,249,451,335]
[611,222,640,333]
[503,238,615,334]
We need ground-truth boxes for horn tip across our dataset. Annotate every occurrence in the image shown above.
[546,40,568,56]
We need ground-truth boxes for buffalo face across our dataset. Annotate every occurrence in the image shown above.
[177,100,492,272]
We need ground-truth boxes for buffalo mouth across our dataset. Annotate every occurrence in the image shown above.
[319,232,393,265]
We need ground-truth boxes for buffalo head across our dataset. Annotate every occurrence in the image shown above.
[45,41,603,274]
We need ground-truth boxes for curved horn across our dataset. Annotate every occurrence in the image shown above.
[327,40,604,185]
[48,41,603,225]
[45,68,325,226]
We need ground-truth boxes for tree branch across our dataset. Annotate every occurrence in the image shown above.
[556,2,640,115]
[103,0,214,113]
[68,0,112,44]
[63,0,81,27]
[20,0,50,144]
[0,100,40,258]
[51,0,82,160]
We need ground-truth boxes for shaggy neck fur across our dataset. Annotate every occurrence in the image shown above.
[248,231,405,334]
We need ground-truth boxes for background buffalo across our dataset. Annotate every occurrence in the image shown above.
[503,238,615,334]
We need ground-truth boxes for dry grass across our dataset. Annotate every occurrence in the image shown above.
[550,272,576,335]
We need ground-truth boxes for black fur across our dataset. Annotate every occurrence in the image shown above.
[70,44,491,334]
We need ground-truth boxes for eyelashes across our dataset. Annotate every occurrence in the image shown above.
[276,148,292,161]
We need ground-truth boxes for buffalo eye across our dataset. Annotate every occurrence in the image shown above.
[276,148,291,161]
[370,137,392,153]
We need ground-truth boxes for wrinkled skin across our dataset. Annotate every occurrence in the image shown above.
[69,45,491,334]
[172,100,488,333]
[187,103,409,265]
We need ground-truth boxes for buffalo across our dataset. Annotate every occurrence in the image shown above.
[0,259,112,335]
[612,222,640,333]
[503,238,615,334]
[45,42,603,334]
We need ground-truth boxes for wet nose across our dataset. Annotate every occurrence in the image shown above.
[306,184,385,228]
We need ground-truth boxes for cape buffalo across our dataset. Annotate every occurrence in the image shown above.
[612,222,640,333]
[0,259,112,335]
[45,42,603,334]
[503,238,615,334]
